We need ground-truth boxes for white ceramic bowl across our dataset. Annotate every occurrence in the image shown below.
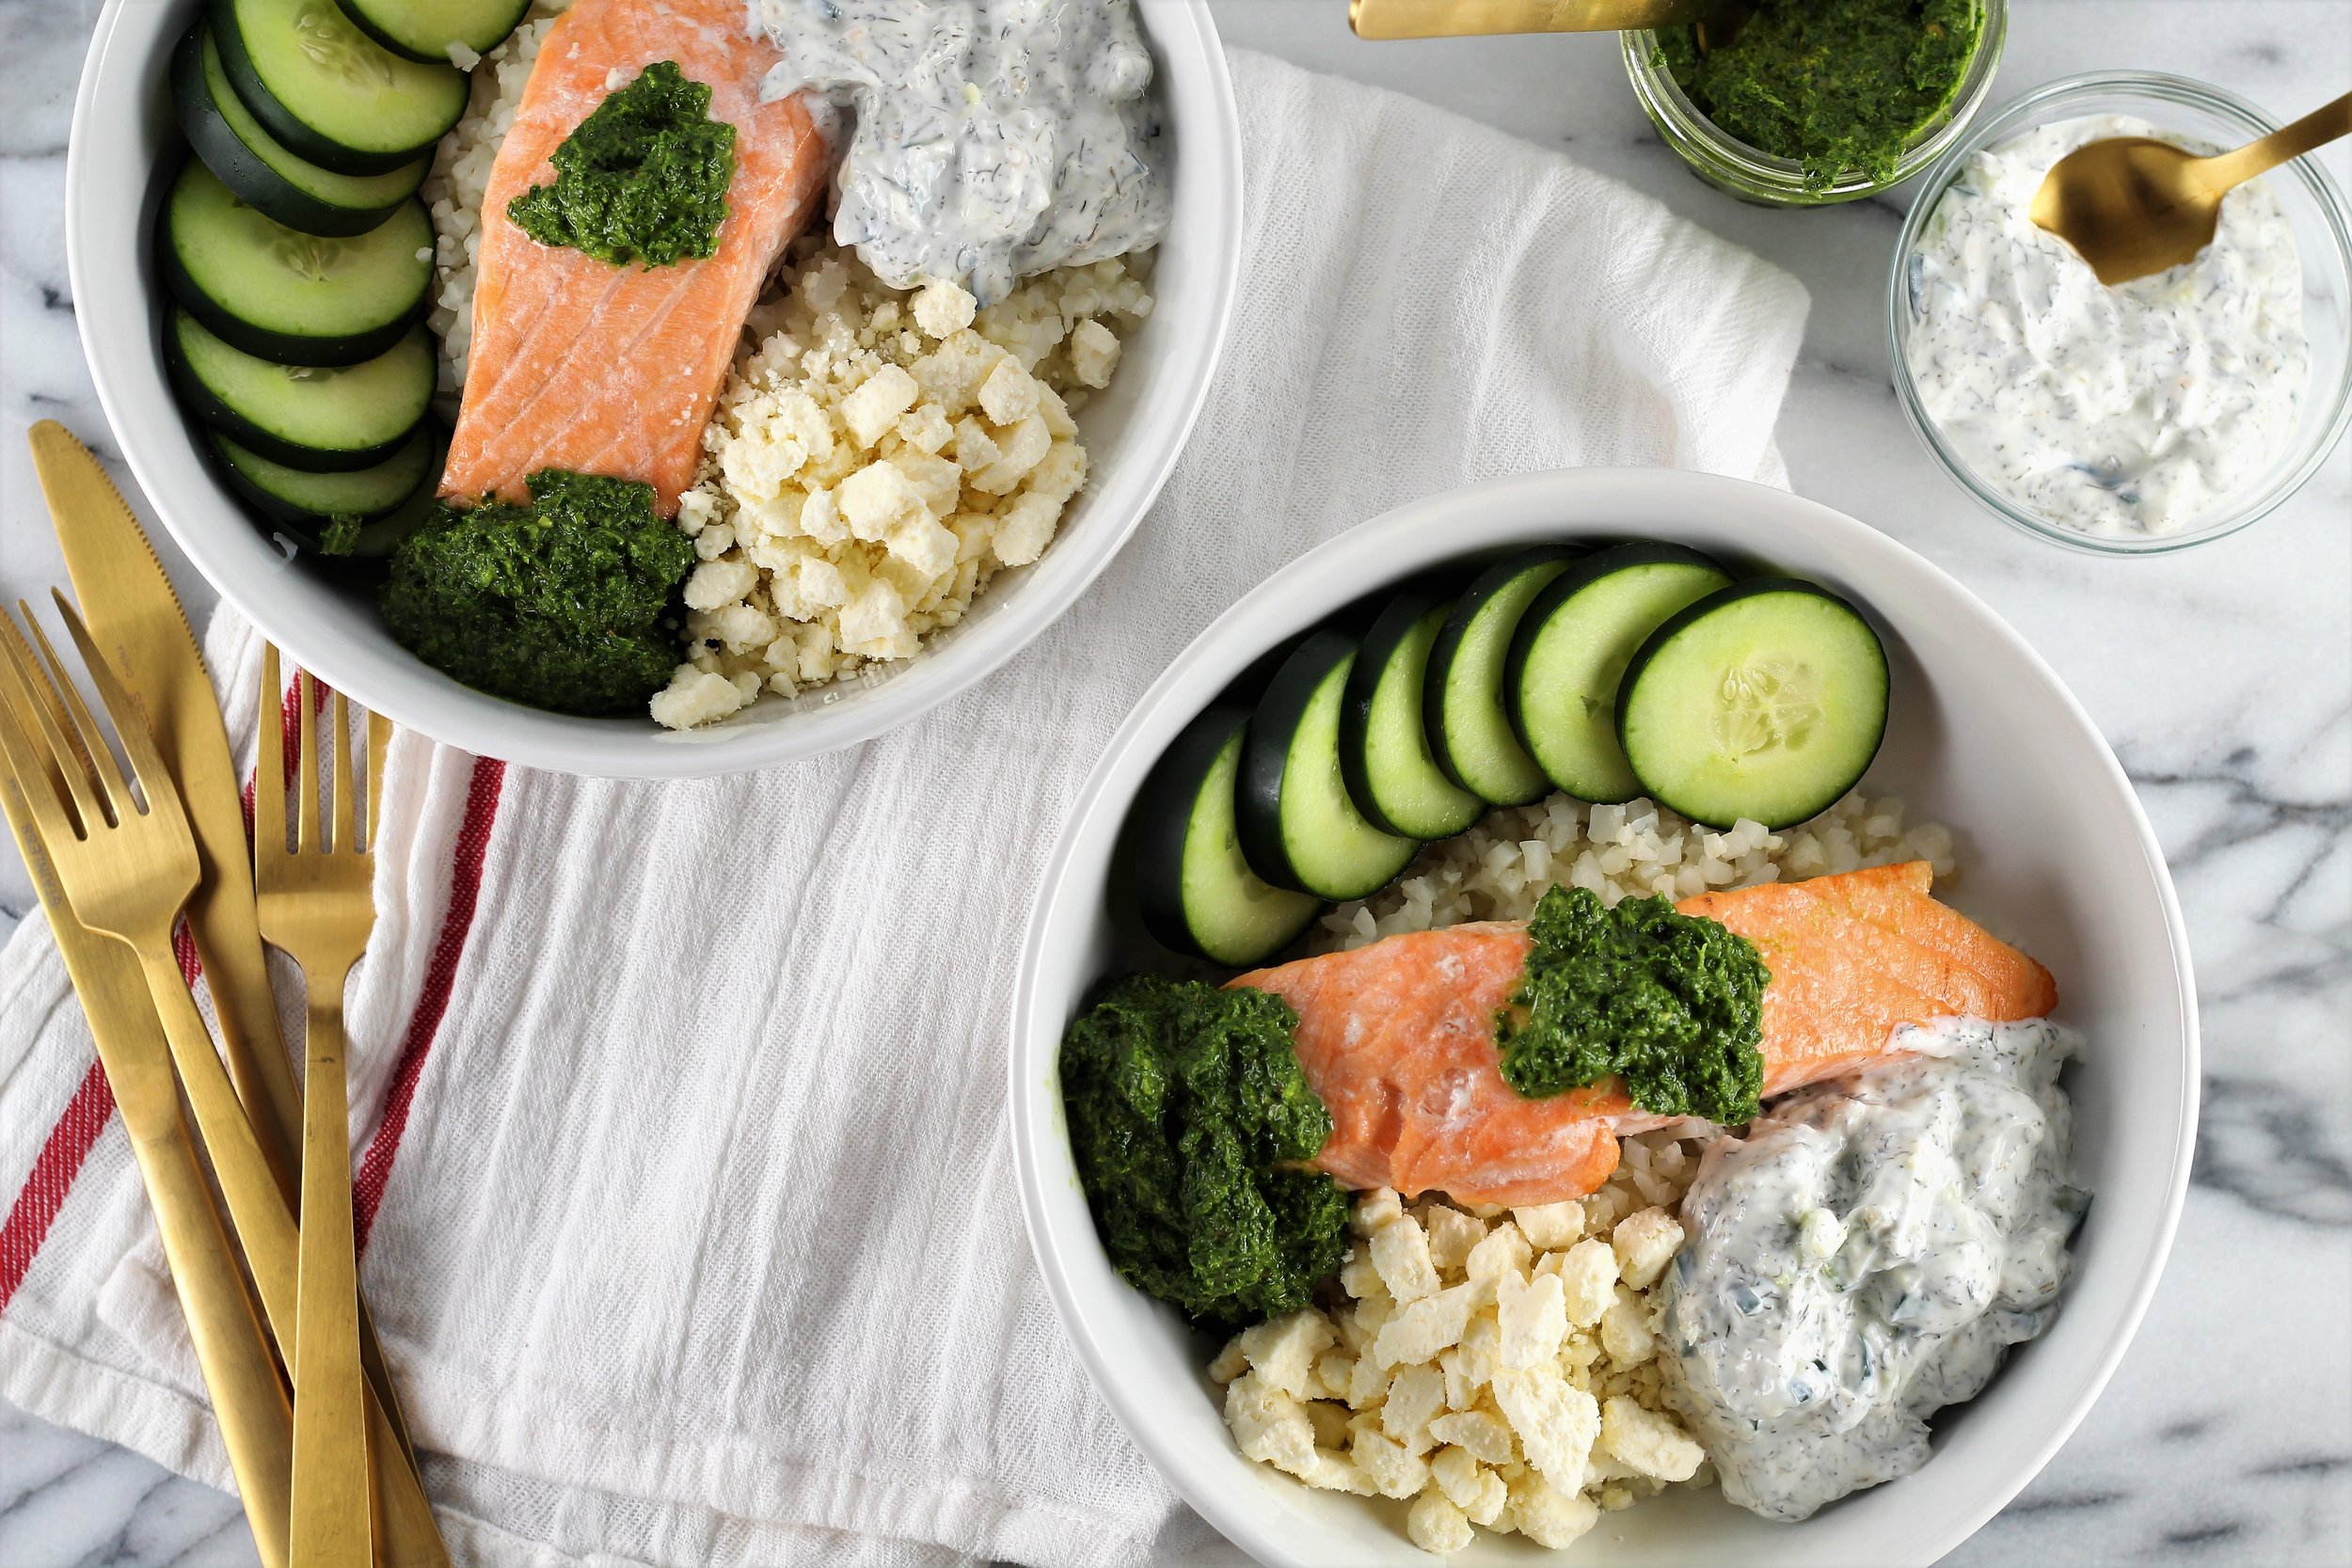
[1011,469,2198,1567]
[67,0,1241,778]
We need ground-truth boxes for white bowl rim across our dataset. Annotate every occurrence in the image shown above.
[1009,467,2200,1567]
[66,0,1244,779]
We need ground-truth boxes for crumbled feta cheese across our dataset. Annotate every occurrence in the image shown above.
[1507,1473,1600,1549]
[1598,1396,1704,1482]
[1513,1200,1584,1251]
[1225,1372,1317,1478]
[1237,1309,1336,1402]
[1382,1363,1446,1455]
[1598,1285,1656,1368]
[1352,1431,1432,1500]
[1424,1207,1486,1274]
[1406,1491,1474,1555]
[1373,1282,1479,1368]
[1428,1410,1515,1466]
[1465,1222,1532,1283]
[1495,1271,1568,1369]
[1556,1238,1620,1327]
[1612,1206,1686,1289]
[1069,317,1121,388]
[1369,1214,1441,1303]
[1489,1368,1599,1495]
[647,667,746,730]
[910,277,977,338]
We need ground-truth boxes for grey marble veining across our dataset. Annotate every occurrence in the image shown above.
[1,1,2347,1564]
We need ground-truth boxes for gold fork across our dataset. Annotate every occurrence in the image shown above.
[0,617,294,1568]
[254,648,384,1567]
[0,601,443,1564]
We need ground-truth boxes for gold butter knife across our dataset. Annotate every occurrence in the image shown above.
[0,660,294,1568]
[1350,0,1749,40]
[27,423,449,1568]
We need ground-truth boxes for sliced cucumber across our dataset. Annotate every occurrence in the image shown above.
[161,159,431,367]
[336,0,531,64]
[173,23,425,237]
[1240,632,1421,902]
[1508,543,1736,804]
[167,309,434,470]
[1340,580,1484,842]
[1425,546,1581,807]
[1618,578,1890,830]
[213,0,469,176]
[210,423,434,525]
[1133,705,1322,968]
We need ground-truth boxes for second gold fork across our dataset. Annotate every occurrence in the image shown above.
[255,649,388,1567]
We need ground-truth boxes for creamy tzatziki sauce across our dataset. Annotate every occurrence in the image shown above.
[1657,1016,2089,1522]
[746,0,1169,305]
[1906,115,2308,538]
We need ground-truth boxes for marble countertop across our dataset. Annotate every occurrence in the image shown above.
[2,1,2346,1563]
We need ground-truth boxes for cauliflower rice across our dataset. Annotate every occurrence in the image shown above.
[1312,788,1958,953]
[418,0,1152,731]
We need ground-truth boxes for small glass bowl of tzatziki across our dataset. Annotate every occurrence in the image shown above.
[1890,72,2352,554]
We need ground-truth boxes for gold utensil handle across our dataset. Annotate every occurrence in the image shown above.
[1350,0,1721,38]
[293,983,372,1565]
[130,938,447,1568]
[2198,89,2352,194]
[1,797,294,1568]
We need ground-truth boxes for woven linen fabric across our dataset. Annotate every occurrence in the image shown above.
[0,47,1807,1566]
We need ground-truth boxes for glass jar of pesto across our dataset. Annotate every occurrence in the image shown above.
[1623,0,2007,206]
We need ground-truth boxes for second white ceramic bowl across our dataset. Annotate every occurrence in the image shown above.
[68,0,1242,777]
[1011,468,2198,1567]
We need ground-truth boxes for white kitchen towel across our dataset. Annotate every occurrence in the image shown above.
[0,47,1807,1567]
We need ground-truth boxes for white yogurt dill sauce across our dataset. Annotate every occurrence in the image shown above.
[1907,115,2308,538]
[745,0,1169,305]
[1658,1016,2089,1522]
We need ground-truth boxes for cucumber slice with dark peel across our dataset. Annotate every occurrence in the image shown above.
[1508,543,1736,804]
[1341,579,1483,841]
[1618,578,1890,830]
[210,424,435,527]
[167,309,434,470]
[214,0,469,176]
[1241,631,1422,902]
[173,23,425,237]
[162,159,431,367]
[1426,546,1581,806]
[1133,705,1322,967]
[335,0,531,63]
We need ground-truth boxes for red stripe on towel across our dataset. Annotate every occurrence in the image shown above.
[354,754,506,1253]
[0,1060,116,1311]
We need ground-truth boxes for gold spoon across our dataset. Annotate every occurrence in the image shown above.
[1350,0,1750,49]
[2030,91,2352,286]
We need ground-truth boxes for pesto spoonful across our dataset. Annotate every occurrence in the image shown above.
[1350,0,1749,48]
[2030,90,2352,286]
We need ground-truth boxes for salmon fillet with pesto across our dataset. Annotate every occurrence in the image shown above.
[1231,862,2058,1207]
[440,0,828,515]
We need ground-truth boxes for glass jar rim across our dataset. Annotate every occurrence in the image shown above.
[1621,0,2010,201]
[1885,70,2352,555]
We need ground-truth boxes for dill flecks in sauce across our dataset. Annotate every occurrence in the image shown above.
[1059,975,1351,1326]
[1907,115,2308,537]
[382,469,694,716]
[745,0,1169,305]
[1659,1017,2088,1521]
[1496,886,1768,1123]
[1660,0,1985,190]
[508,61,736,267]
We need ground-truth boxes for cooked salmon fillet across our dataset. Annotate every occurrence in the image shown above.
[1232,862,2057,1207]
[440,0,827,515]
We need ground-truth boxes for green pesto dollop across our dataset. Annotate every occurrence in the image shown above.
[507,61,735,267]
[381,469,693,716]
[1497,885,1768,1123]
[1661,0,1985,191]
[1060,975,1351,1326]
